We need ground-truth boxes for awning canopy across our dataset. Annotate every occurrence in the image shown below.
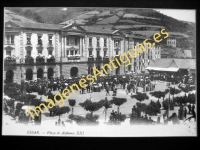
[146,67,179,72]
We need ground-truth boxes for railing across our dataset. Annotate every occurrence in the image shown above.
[25,57,34,64]
[47,58,55,63]
[68,56,80,61]
[4,57,16,65]
[103,57,109,62]
[88,57,94,62]
[96,57,102,62]
[36,58,45,64]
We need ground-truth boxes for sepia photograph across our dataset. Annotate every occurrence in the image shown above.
[2,7,196,137]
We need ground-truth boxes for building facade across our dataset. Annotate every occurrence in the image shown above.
[4,20,161,84]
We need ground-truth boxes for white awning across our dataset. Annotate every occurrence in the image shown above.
[146,67,179,72]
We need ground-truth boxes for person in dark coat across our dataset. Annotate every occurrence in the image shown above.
[178,106,183,120]
[183,107,187,120]
[191,103,195,112]
[61,121,65,127]
[157,116,160,124]
[106,85,110,96]
[191,104,196,121]
[132,106,137,114]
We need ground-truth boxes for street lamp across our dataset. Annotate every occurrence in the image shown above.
[167,82,170,119]
[20,58,24,95]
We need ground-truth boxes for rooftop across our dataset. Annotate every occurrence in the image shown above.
[81,26,115,34]
[132,30,189,38]
[11,21,62,30]
[148,58,196,70]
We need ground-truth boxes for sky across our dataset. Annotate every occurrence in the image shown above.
[154,9,195,23]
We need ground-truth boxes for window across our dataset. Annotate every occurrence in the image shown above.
[70,38,75,45]
[114,39,120,47]
[38,35,42,45]
[27,34,31,44]
[27,51,31,56]
[48,35,53,45]
[70,51,73,55]
[48,51,52,55]
[89,38,92,47]
[75,38,78,45]
[67,37,78,46]
[104,38,107,47]
[75,51,77,55]
[6,51,11,56]
[128,65,131,71]
[104,51,107,57]
[97,38,100,47]
[97,51,100,57]
[89,51,92,56]
[116,50,119,55]
[38,50,42,55]
[5,35,14,44]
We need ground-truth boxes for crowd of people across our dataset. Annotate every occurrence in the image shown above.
[5,70,195,126]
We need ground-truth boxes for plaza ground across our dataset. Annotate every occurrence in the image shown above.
[2,81,197,136]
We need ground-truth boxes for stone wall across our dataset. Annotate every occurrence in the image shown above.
[61,63,88,78]
[4,66,21,84]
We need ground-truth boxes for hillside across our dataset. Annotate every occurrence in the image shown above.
[5,7,196,57]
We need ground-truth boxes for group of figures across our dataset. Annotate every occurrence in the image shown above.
[130,105,156,125]
[55,118,66,127]
[151,73,195,85]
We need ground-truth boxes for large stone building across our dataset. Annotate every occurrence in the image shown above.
[4,10,161,84]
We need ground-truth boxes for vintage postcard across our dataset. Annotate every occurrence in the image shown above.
[2,7,196,136]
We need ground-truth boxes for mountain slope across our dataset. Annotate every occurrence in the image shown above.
[5,7,196,57]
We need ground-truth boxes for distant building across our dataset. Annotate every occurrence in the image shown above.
[167,38,176,47]
[3,9,173,84]
[184,50,192,58]
[174,50,185,58]
[146,58,196,76]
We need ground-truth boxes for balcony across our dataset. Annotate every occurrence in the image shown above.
[36,56,45,64]
[103,57,109,62]
[4,56,16,65]
[68,55,81,61]
[25,56,34,65]
[47,58,55,63]
[46,55,55,63]
[88,57,94,62]
[96,56,102,62]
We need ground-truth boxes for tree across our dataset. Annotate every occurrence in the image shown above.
[131,92,149,103]
[15,102,24,117]
[178,85,195,95]
[149,91,167,101]
[110,97,127,114]
[135,102,147,112]
[54,106,70,120]
[69,113,99,126]
[68,99,76,114]
[145,100,161,115]
[15,94,37,105]
[98,97,112,122]
[4,83,21,99]
[169,87,181,101]
[79,99,102,114]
